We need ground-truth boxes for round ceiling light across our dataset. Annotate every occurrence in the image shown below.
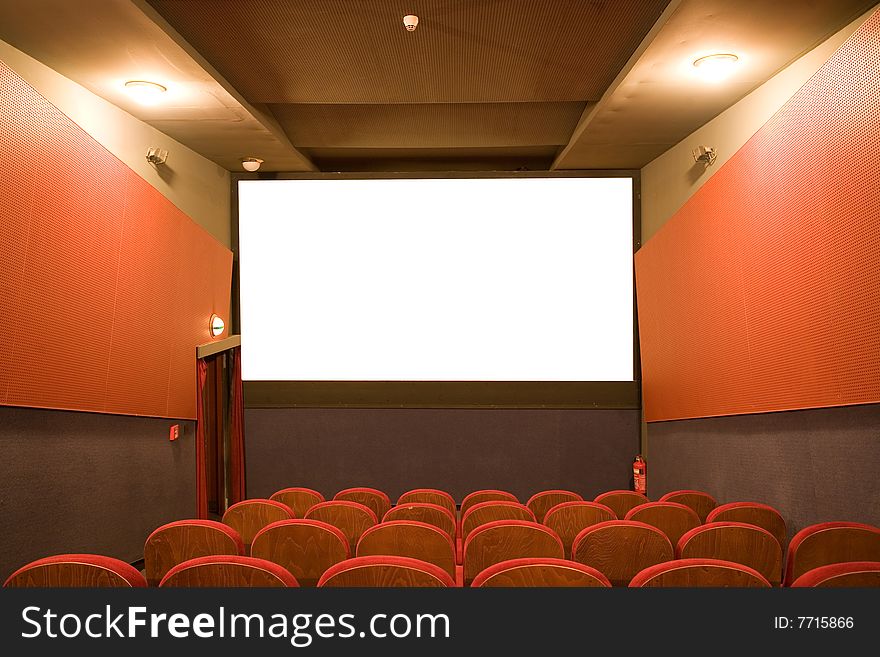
[124,80,168,105]
[210,314,225,337]
[692,53,740,83]
[241,157,264,172]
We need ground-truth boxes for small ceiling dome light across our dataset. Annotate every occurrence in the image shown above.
[124,80,167,105]
[210,314,225,337]
[403,14,419,31]
[241,157,263,172]
[692,53,739,83]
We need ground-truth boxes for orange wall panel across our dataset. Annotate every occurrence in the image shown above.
[635,11,880,422]
[0,59,231,419]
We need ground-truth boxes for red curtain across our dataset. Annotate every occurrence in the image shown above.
[230,346,247,503]
[195,358,209,519]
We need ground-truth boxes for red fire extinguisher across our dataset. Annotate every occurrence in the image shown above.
[633,455,647,496]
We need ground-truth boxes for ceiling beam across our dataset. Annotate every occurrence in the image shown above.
[551,0,683,171]
[130,0,317,171]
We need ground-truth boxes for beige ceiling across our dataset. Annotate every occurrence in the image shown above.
[0,0,876,172]
[554,0,879,169]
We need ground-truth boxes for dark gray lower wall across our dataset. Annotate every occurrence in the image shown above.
[245,408,640,503]
[647,403,880,536]
[0,406,196,581]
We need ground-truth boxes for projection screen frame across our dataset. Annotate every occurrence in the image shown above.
[232,170,641,409]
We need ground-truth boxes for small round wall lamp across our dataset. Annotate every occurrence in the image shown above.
[210,314,225,337]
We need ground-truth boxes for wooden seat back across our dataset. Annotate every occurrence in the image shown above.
[471,558,611,587]
[625,502,701,548]
[677,521,783,586]
[463,520,563,586]
[706,502,787,552]
[251,519,349,587]
[221,499,294,553]
[460,490,518,519]
[543,501,616,558]
[461,501,535,542]
[159,555,298,587]
[318,556,454,587]
[384,503,456,540]
[357,520,455,579]
[526,490,584,523]
[784,522,880,585]
[304,500,377,548]
[397,489,457,517]
[144,519,244,586]
[659,490,717,523]
[593,490,648,520]
[333,487,391,521]
[629,558,770,587]
[791,561,880,587]
[571,520,673,586]
[269,487,324,518]
[4,554,146,588]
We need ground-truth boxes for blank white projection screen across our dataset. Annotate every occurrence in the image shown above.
[238,177,633,381]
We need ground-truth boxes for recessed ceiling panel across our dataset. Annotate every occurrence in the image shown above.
[300,146,560,171]
[272,102,587,149]
[147,0,671,103]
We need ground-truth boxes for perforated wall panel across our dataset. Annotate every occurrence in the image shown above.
[635,10,880,422]
[0,59,232,419]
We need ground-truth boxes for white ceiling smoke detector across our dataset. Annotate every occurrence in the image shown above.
[403,15,419,31]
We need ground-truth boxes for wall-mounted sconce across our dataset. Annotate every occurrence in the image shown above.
[146,147,168,166]
[210,314,225,337]
[692,145,717,166]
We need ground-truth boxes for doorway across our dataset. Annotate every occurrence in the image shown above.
[196,339,245,520]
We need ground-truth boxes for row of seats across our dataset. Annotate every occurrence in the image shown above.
[7,552,880,588]
[219,487,789,584]
[5,485,878,588]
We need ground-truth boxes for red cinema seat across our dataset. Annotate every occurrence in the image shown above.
[659,490,718,523]
[4,554,146,588]
[221,499,294,553]
[629,558,771,588]
[458,490,519,563]
[460,490,519,519]
[305,500,377,549]
[706,502,787,553]
[270,487,325,518]
[625,502,701,548]
[397,489,457,518]
[790,561,880,587]
[318,556,455,587]
[543,501,616,559]
[357,520,456,580]
[159,555,298,587]
[526,490,584,524]
[593,490,648,520]
[471,558,611,588]
[144,519,244,586]
[461,501,535,543]
[251,519,350,587]
[571,520,673,587]
[784,522,880,586]
[463,520,564,586]
[677,521,783,586]
[384,503,457,541]
[334,487,391,521]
